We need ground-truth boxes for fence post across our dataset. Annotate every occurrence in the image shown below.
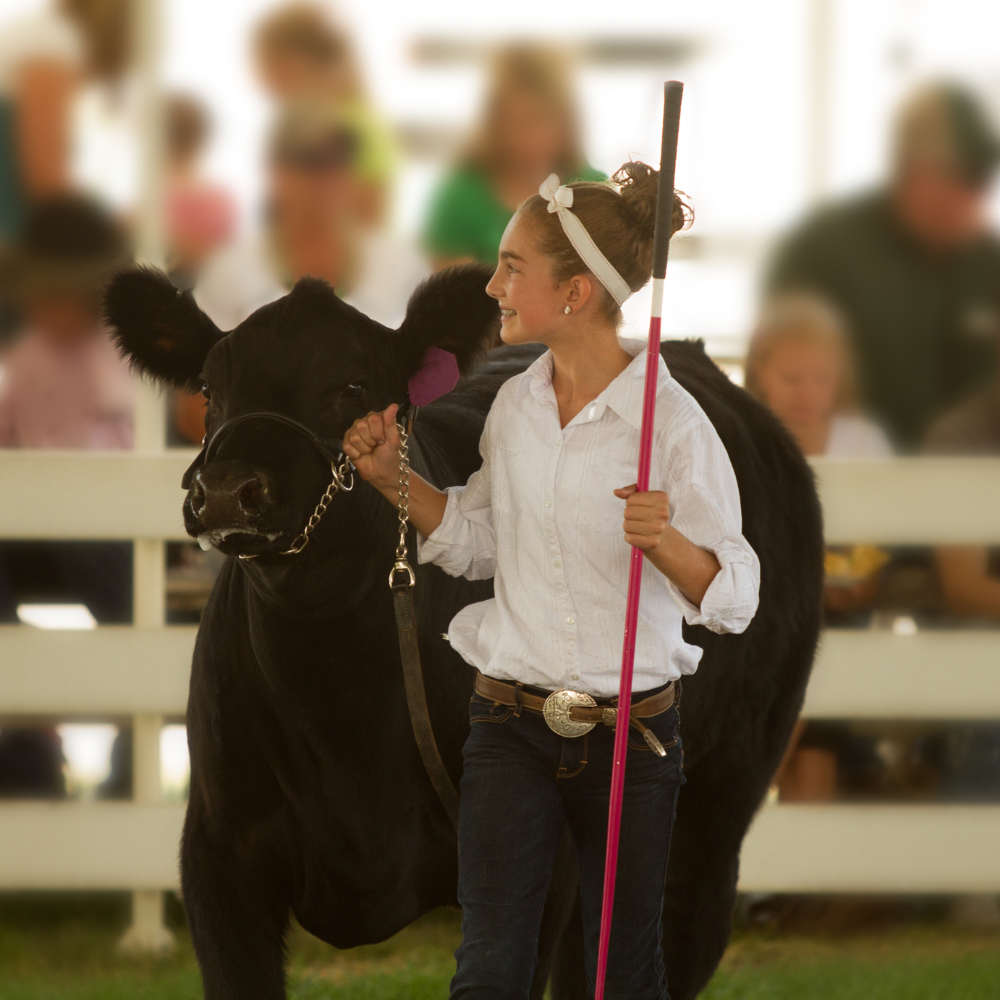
[118,0,173,953]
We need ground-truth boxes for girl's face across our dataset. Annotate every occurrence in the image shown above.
[486,213,576,346]
[755,339,842,428]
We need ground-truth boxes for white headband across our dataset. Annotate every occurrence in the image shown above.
[538,173,633,307]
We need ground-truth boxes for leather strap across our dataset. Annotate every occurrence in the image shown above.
[392,581,460,830]
[474,673,675,727]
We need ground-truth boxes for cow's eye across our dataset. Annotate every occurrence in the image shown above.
[201,383,211,400]
[343,381,366,399]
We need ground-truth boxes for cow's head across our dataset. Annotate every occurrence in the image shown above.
[104,264,500,566]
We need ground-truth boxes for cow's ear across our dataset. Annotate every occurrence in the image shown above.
[103,265,223,390]
[396,263,500,377]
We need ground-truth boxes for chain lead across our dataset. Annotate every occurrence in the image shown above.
[390,416,416,587]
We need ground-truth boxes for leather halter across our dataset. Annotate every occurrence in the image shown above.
[182,410,348,489]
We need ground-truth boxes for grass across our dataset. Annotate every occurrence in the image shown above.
[0,893,999,999]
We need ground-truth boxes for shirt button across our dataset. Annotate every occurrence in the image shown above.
[554,560,562,569]
[544,499,552,507]
[566,616,575,625]
[556,437,563,446]
[572,674,580,681]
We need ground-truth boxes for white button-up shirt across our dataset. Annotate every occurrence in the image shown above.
[418,341,760,698]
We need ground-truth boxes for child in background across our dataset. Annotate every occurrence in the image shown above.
[746,294,890,801]
[163,93,237,447]
[0,194,133,625]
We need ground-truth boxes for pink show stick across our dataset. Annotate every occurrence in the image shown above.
[593,81,684,1000]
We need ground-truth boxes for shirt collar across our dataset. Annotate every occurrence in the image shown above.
[528,339,668,431]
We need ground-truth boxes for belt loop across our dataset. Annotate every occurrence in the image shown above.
[513,682,523,717]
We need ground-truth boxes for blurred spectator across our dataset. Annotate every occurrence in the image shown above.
[747,295,891,801]
[423,43,605,269]
[925,345,1000,620]
[924,330,1000,804]
[164,93,237,288]
[0,726,65,798]
[0,0,131,242]
[0,194,133,624]
[195,101,427,332]
[253,2,396,227]
[767,82,1000,451]
[163,93,237,448]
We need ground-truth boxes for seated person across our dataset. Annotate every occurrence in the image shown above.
[925,339,1000,803]
[745,294,892,800]
[0,195,133,624]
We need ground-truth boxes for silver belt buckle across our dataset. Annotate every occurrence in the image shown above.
[543,689,597,737]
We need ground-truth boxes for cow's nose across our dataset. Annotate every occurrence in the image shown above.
[189,463,276,526]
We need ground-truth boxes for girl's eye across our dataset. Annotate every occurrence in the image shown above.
[507,264,517,274]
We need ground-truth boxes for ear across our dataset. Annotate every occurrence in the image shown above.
[103,265,224,390]
[397,263,501,378]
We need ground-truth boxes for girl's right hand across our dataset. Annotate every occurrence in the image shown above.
[343,403,402,491]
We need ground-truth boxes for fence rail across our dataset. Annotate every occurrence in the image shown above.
[1,451,999,945]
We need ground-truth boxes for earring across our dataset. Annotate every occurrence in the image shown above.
[563,306,571,314]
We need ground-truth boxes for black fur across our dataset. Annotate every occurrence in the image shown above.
[103,265,223,391]
[103,266,823,1000]
[397,263,502,375]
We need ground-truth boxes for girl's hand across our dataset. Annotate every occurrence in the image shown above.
[343,404,402,491]
[614,483,671,552]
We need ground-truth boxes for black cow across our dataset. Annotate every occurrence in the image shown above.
[104,262,823,1000]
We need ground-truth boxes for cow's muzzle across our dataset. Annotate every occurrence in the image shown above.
[186,461,283,555]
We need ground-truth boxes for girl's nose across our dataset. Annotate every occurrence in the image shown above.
[485,268,503,299]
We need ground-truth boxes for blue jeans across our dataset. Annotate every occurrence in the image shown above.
[452,680,684,1000]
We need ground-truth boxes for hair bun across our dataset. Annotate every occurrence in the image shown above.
[613,160,692,237]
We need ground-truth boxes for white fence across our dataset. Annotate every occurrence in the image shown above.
[2,450,1000,946]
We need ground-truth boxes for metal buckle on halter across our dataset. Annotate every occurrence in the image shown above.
[542,689,597,738]
[389,560,415,588]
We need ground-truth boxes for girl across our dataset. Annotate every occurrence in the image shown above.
[344,162,759,1000]
[745,294,892,458]
[746,296,890,801]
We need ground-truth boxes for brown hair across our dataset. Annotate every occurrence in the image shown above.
[254,3,361,96]
[519,160,692,321]
[59,0,131,82]
[464,44,586,179]
[165,94,210,166]
[744,294,857,411]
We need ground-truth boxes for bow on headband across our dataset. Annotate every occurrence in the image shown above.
[539,174,575,213]
[537,173,632,307]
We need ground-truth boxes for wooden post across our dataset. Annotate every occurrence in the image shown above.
[118,0,175,954]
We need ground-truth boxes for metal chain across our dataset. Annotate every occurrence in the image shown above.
[274,457,354,557]
[390,418,416,587]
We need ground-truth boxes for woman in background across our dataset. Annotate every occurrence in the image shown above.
[424,43,605,270]
[746,294,891,802]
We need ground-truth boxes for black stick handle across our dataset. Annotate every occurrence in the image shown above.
[652,81,684,280]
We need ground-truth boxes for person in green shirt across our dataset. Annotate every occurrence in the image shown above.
[424,44,605,270]
[766,82,1000,451]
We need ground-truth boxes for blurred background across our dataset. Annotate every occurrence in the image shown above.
[1,0,1000,996]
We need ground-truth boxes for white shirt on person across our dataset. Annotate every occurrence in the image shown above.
[418,340,760,699]
[825,414,893,456]
[194,230,430,332]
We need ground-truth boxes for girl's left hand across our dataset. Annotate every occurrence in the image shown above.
[614,483,671,552]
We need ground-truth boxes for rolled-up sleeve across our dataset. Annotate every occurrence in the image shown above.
[662,421,760,634]
[417,410,498,580]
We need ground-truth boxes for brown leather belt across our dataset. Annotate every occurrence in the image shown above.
[474,673,676,757]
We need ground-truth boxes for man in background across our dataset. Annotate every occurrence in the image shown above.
[767,82,1000,451]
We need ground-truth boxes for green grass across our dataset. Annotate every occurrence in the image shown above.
[1,894,999,999]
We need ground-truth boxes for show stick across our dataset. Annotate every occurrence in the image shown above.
[593,80,684,1000]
